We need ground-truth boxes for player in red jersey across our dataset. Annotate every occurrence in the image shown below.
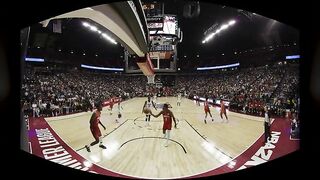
[151,104,177,147]
[204,97,214,124]
[220,100,228,122]
[85,102,107,152]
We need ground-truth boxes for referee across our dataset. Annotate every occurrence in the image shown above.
[264,106,271,143]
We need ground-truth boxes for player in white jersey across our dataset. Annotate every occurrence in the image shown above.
[115,101,123,123]
[177,93,182,106]
[153,94,157,106]
[142,96,157,126]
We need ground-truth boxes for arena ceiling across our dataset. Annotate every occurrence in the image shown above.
[26,0,299,68]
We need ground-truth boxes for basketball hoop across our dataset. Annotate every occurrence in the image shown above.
[147,74,155,84]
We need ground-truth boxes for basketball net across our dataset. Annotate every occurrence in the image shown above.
[147,74,155,84]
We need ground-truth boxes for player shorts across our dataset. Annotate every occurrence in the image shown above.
[163,122,172,130]
[90,125,101,141]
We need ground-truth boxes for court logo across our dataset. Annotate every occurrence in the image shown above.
[237,131,281,170]
[35,128,96,173]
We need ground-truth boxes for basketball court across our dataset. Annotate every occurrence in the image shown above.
[27,97,272,179]
[21,1,300,179]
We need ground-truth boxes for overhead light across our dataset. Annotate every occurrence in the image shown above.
[95,54,98,57]
[83,22,117,44]
[37,46,40,49]
[90,26,98,32]
[83,53,86,56]
[101,33,117,44]
[58,49,61,52]
[184,55,187,58]
[70,51,74,54]
[120,56,123,58]
[197,55,200,57]
[178,68,181,70]
[234,52,237,54]
[202,19,236,44]
[222,53,224,56]
[294,43,297,46]
[220,24,229,30]
[209,33,215,39]
[82,22,90,27]
[228,20,236,25]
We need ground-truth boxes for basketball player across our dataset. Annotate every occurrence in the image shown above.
[195,94,200,106]
[151,104,177,147]
[177,93,182,106]
[85,102,107,152]
[220,100,228,122]
[115,101,123,123]
[291,112,298,131]
[109,98,114,115]
[204,97,214,123]
[264,106,271,144]
[142,96,157,126]
[153,93,157,106]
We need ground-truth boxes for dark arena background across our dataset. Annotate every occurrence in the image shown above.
[1,0,318,179]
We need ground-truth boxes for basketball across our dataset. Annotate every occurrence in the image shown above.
[143,108,151,114]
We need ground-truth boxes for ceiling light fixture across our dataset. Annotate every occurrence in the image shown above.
[202,19,236,44]
[82,21,117,45]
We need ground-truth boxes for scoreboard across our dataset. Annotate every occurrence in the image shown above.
[149,15,179,37]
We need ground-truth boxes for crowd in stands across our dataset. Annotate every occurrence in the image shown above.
[21,63,299,120]
[174,64,299,117]
[22,67,146,117]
